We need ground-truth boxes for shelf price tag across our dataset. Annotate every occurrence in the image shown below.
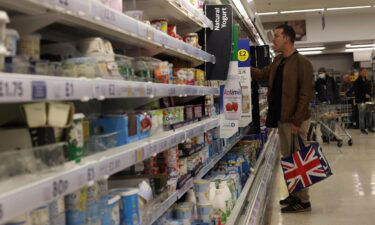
[168,87,177,96]
[169,135,178,147]
[102,8,117,25]
[52,178,69,198]
[186,128,195,138]
[108,158,122,175]
[159,139,169,151]
[0,78,26,102]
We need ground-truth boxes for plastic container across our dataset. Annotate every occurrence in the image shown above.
[68,114,86,163]
[30,205,50,225]
[5,29,19,57]
[101,195,121,225]
[124,10,144,21]
[111,188,140,225]
[193,180,211,204]
[151,19,168,33]
[17,33,41,61]
[197,204,213,223]
[65,187,88,225]
[87,132,118,154]
[87,183,101,225]
[183,33,199,48]
[223,65,242,120]
[0,11,9,43]
[175,202,193,225]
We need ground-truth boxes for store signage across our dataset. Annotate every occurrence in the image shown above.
[205,5,233,80]
[238,39,252,127]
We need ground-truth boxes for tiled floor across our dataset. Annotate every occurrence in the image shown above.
[263,129,375,225]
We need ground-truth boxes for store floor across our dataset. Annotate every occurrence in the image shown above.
[263,129,375,225]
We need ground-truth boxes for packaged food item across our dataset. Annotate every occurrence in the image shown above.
[193,180,211,204]
[67,114,86,163]
[138,112,152,139]
[30,205,50,225]
[167,24,182,40]
[100,0,123,12]
[23,102,47,128]
[193,105,203,119]
[101,195,121,225]
[17,33,41,61]
[77,37,107,56]
[195,69,205,86]
[149,109,164,135]
[154,61,170,83]
[173,68,187,84]
[124,10,144,21]
[111,188,140,225]
[48,197,66,225]
[163,107,184,127]
[5,29,19,57]
[87,183,101,225]
[190,0,199,8]
[65,187,88,225]
[185,68,196,85]
[175,202,193,225]
[87,132,118,154]
[116,55,135,80]
[0,11,9,43]
[197,204,213,223]
[183,33,199,48]
[184,105,194,121]
[151,19,168,33]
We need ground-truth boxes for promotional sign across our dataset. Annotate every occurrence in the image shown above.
[219,65,241,138]
[205,5,233,80]
[238,39,252,127]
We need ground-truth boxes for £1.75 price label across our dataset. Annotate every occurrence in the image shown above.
[0,80,25,101]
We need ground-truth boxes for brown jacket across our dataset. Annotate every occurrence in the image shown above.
[251,51,313,127]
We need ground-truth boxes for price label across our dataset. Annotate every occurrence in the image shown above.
[136,148,144,162]
[108,83,116,97]
[87,167,95,183]
[169,135,178,147]
[146,84,153,96]
[168,87,177,96]
[57,0,69,6]
[108,159,121,174]
[186,129,195,138]
[103,8,116,24]
[139,84,145,96]
[177,132,185,143]
[52,179,69,198]
[160,139,168,150]
[65,82,74,98]
[0,80,24,100]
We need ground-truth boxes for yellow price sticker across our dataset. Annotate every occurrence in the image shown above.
[238,49,249,62]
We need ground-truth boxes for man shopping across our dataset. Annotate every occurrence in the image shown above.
[251,24,314,213]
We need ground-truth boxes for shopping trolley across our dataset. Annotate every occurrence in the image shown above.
[310,101,353,148]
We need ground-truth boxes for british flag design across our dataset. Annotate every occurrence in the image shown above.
[281,143,332,193]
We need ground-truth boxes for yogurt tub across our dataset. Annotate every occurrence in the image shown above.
[48,197,66,225]
[110,188,140,225]
[5,29,19,57]
[65,187,88,225]
[175,202,193,225]
[17,33,41,61]
[30,205,50,225]
[197,204,213,223]
[193,179,210,204]
[101,195,121,225]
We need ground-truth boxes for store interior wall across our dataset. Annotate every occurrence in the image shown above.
[300,12,375,44]
[306,53,353,73]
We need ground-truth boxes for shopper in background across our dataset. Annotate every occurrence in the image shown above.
[251,24,314,213]
[346,68,374,134]
[315,67,340,142]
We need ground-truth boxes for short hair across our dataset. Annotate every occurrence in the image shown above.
[275,24,296,44]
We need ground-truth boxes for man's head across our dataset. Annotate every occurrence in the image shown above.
[359,68,367,78]
[273,24,296,53]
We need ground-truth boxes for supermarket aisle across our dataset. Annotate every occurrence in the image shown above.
[264,129,375,225]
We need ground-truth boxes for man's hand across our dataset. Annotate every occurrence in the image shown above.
[291,124,300,134]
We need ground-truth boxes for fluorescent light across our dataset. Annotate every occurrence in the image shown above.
[345,47,375,52]
[256,12,278,15]
[346,44,375,48]
[327,5,372,11]
[298,47,326,51]
[280,8,324,14]
[299,51,323,55]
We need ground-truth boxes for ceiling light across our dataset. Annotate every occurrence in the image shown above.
[280,8,324,14]
[345,47,375,52]
[299,51,323,55]
[346,44,375,48]
[297,47,326,51]
[327,5,372,11]
[256,12,278,15]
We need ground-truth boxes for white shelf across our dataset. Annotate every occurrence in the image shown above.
[124,0,212,33]
[0,117,219,224]
[143,132,246,225]
[226,130,278,225]
[0,0,215,66]
[0,72,219,103]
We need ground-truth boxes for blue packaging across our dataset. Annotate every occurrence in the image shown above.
[86,184,100,225]
[111,188,140,225]
[101,195,121,225]
[65,188,87,225]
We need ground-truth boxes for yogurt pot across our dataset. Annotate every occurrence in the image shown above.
[175,202,193,225]
[5,29,19,57]
[111,188,140,225]
[86,183,100,225]
[30,205,50,225]
[17,33,41,61]
[197,204,213,223]
[65,187,88,225]
[151,19,168,33]
[48,197,66,225]
[101,195,121,225]
[193,180,210,204]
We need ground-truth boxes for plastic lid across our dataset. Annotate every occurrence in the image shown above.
[121,188,139,196]
[108,195,121,205]
[73,113,85,120]
[197,203,213,208]
[0,11,9,23]
[193,179,210,185]
[6,29,19,38]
